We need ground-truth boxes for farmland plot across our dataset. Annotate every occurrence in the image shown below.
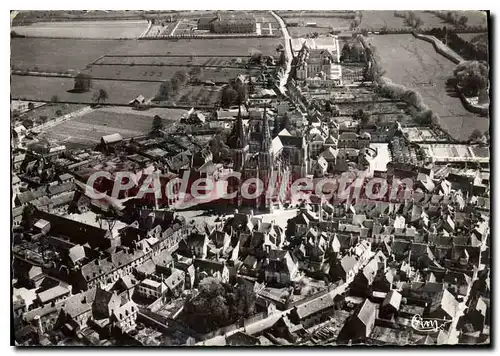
[12,20,149,39]
[95,55,249,67]
[84,65,257,83]
[11,76,159,105]
[109,38,283,56]
[367,34,489,140]
[11,38,125,72]
[42,106,184,146]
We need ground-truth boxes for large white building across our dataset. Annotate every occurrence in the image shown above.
[293,37,343,86]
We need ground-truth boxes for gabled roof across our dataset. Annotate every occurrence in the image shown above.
[101,133,123,144]
[382,290,402,310]
[356,299,377,331]
[68,244,86,264]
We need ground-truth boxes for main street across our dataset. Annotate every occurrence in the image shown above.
[269,11,292,96]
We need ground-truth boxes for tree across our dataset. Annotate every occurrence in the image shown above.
[92,89,108,104]
[414,17,424,29]
[453,61,489,97]
[249,50,263,65]
[273,117,281,137]
[220,86,239,108]
[190,67,202,81]
[28,102,35,110]
[458,15,468,28]
[50,95,59,104]
[415,109,433,125]
[353,109,370,124]
[280,112,291,131]
[73,72,92,92]
[469,129,483,141]
[150,115,164,136]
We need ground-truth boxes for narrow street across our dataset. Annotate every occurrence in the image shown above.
[269,11,292,96]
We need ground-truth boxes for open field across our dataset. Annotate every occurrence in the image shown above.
[84,65,259,83]
[108,38,283,56]
[12,20,148,39]
[11,38,126,72]
[359,11,445,30]
[94,55,250,67]
[367,34,489,140]
[11,76,159,105]
[41,106,184,146]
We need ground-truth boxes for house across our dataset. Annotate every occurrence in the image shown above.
[290,292,335,328]
[136,278,165,300]
[36,285,71,306]
[193,258,229,285]
[56,288,96,333]
[68,244,86,267]
[379,290,402,320]
[111,300,138,332]
[428,288,459,320]
[332,255,359,282]
[351,257,379,296]
[128,95,146,107]
[163,269,185,299]
[179,232,209,259]
[226,331,261,346]
[264,249,299,286]
[33,219,51,234]
[99,133,123,152]
[337,299,377,344]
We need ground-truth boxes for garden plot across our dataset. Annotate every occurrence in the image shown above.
[42,106,184,146]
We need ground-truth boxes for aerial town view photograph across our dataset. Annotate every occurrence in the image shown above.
[10,8,491,347]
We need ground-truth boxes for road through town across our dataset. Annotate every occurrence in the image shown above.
[269,11,292,96]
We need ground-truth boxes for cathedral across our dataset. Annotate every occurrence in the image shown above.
[226,106,290,212]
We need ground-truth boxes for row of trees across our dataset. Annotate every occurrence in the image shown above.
[182,277,256,334]
[434,11,470,29]
[427,27,488,62]
[154,71,189,102]
[350,11,363,30]
[394,11,424,30]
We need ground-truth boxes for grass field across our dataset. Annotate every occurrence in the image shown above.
[12,20,148,39]
[84,64,259,83]
[359,11,446,30]
[41,106,184,146]
[11,76,159,104]
[108,38,283,56]
[94,55,249,67]
[367,34,489,140]
[11,38,126,72]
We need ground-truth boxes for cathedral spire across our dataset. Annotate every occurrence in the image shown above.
[261,106,271,152]
[228,105,247,149]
